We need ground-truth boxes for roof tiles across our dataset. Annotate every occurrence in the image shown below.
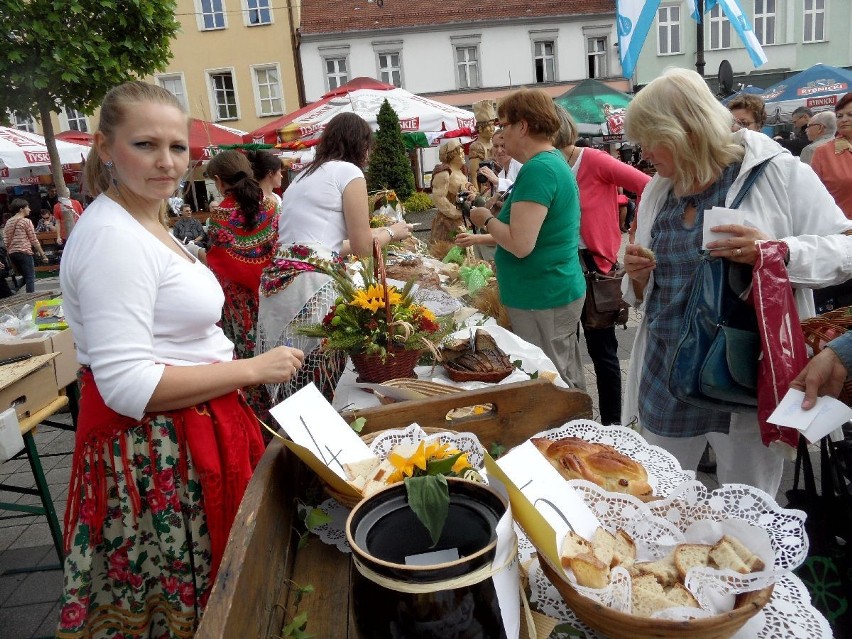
[301,0,615,35]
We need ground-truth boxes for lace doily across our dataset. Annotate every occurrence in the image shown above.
[414,287,463,317]
[533,478,808,617]
[367,424,486,469]
[527,556,832,638]
[531,420,694,497]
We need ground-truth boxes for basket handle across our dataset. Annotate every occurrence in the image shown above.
[372,238,393,343]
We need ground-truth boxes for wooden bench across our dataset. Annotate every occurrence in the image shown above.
[197,379,592,638]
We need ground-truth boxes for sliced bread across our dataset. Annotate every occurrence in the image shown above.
[634,552,679,587]
[560,531,592,569]
[666,582,700,608]
[592,528,616,568]
[570,552,611,589]
[612,529,636,568]
[674,543,712,580]
[709,539,751,574]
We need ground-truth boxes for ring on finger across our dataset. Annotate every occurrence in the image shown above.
[735,248,743,256]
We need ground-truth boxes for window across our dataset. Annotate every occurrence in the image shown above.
[157,74,187,109]
[753,0,776,45]
[253,65,283,116]
[325,57,348,91]
[455,46,480,89]
[64,108,88,132]
[804,0,825,43]
[657,5,682,55]
[245,0,271,26]
[10,113,35,132]
[199,0,225,30]
[533,41,556,83]
[377,52,402,87]
[209,71,238,121]
[708,5,732,50]
[586,38,607,79]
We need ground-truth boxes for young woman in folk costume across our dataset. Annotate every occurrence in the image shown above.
[257,112,412,403]
[56,81,304,638]
[205,150,279,423]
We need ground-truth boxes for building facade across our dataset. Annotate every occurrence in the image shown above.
[635,0,852,89]
[299,0,629,107]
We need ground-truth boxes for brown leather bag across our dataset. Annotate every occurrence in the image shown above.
[580,250,630,330]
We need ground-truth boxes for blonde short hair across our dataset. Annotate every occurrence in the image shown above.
[625,68,744,194]
[552,105,578,149]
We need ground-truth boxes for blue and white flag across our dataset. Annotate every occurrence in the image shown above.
[616,0,663,80]
[717,0,768,68]
[686,0,720,22]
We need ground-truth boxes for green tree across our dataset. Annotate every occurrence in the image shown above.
[366,99,416,202]
[0,0,179,233]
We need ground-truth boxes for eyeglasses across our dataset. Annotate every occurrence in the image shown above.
[805,123,823,129]
[735,119,756,128]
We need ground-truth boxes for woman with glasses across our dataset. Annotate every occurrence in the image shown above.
[622,69,852,496]
[811,93,852,218]
[467,88,587,390]
[727,93,767,132]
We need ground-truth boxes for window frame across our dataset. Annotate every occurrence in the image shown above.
[586,37,608,79]
[803,0,826,43]
[753,0,776,46]
[244,0,272,26]
[61,107,89,133]
[207,68,240,122]
[10,113,35,133]
[454,45,481,90]
[196,0,227,31]
[708,4,732,50]
[531,38,557,83]
[657,4,682,55]
[156,73,188,110]
[323,56,349,92]
[251,63,284,117]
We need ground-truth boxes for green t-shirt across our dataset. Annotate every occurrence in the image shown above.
[494,149,584,310]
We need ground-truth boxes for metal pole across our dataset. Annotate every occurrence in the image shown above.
[695,0,706,77]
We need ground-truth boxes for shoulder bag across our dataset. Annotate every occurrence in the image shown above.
[667,159,771,412]
[580,249,629,330]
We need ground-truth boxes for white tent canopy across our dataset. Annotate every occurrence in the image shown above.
[0,126,90,183]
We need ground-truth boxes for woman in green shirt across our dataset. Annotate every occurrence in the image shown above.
[469,88,586,390]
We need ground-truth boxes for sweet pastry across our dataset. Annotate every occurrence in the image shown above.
[531,436,653,500]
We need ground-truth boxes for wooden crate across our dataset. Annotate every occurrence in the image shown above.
[197,379,592,638]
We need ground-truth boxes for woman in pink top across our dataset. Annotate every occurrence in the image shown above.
[3,199,48,292]
[811,92,852,219]
[554,107,651,424]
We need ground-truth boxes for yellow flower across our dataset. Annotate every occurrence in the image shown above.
[419,307,437,323]
[351,284,403,313]
[388,440,428,478]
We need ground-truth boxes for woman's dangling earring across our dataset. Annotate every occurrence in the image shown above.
[105,160,114,169]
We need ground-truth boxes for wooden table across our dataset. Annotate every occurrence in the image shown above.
[197,380,592,638]
[0,394,69,570]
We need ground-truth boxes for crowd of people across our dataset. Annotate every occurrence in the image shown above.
[6,69,844,636]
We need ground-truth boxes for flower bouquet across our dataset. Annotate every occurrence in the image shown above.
[299,250,453,382]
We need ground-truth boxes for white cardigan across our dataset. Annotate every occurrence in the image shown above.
[621,129,852,428]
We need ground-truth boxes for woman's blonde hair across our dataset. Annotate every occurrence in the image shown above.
[552,105,578,149]
[625,68,744,194]
[84,81,187,197]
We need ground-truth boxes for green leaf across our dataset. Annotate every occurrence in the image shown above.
[425,452,463,476]
[489,442,506,458]
[404,475,449,547]
[283,611,309,635]
[304,507,332,531]
[553,622,584,636]
[350,417,366,433]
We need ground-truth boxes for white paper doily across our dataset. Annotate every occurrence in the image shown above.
[526,555,832,638]
[367,424,485,469]
[531,420,695,497]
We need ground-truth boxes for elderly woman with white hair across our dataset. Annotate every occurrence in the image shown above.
[622,68,852,496]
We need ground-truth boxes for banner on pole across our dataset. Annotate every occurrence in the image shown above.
[616,0,663,80]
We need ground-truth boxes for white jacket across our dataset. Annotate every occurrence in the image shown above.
[622,129,852,427]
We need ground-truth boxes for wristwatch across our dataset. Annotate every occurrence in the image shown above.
[483,216,496,229]
[384,227,396,240]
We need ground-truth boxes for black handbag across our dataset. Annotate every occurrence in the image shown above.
[667,159,770,412]
[786,431,852,638]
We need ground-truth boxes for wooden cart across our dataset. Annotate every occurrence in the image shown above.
[197,379,592,638]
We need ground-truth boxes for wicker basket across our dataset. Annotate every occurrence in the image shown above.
[350,348,421,383]
[322,427,449,508]
[539,555,773,639]
[801,306,852,404]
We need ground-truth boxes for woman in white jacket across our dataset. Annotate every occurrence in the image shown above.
[621,68,852,496]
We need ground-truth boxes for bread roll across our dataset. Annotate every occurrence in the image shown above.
[531,436,653,500]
